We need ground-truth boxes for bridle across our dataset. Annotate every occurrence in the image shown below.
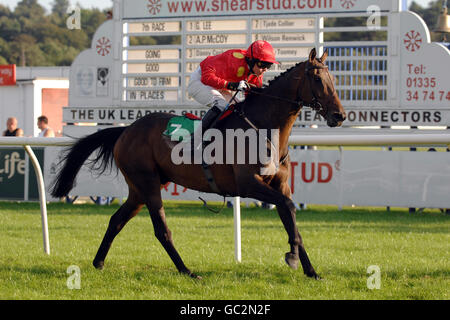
[243,61,333,115]
[202,60,335,197]
[301,62,335,115]
[230,61,335,165]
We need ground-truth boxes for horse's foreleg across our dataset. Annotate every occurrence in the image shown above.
[243,179,301,264]
[93,194,143,270]
[277,182,319,279]
[245,176,319,279]
[146,189,201,279]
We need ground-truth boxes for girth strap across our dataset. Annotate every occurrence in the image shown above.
[201,161,222,195]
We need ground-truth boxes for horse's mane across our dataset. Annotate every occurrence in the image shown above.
[249,60,304,97]
[268,61,304,87]
[240,61,305,107]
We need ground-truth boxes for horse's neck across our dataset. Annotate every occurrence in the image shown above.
[244,68,303,149]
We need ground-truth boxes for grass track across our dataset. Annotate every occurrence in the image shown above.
[0,201,448,300]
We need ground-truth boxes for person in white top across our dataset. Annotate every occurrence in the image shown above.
[37,115,55,137]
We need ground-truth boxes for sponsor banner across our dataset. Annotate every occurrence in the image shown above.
[0,65,16,86]
[45,147,450,208]
[291,149,450,208]
[64,106,450,126]
[63,106,208,123]
[398,11,450,109]
[298,108,450,126]
[0,147,43,201]
[123,0,395,19]
[45,147,128,201]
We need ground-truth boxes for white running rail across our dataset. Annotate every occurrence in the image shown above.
[1,133,450,260]
[0,137,74,255]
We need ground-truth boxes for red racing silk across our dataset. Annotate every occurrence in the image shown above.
[199,49,263,90]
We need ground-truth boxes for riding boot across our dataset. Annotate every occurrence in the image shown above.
[201,105,222,132]
[191,105,222,150]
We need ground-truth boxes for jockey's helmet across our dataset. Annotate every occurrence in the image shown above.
[245,40,279,64]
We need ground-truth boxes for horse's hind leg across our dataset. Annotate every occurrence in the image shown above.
[145,184,200,279]
[93,191,143,270]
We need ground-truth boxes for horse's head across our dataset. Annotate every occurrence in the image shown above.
[299,48,346,127]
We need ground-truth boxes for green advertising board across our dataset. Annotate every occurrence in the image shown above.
[0,147,44,201]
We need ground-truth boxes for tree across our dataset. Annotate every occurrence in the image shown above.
[0,15,21,42]
[0,4,11,17]
[324,16,388,42]
[81,8,107,40]
[0,37,11,64]
[52,0,70,18]
[11,34,36,66]
[409,0,447,42]
[14,0,46,19]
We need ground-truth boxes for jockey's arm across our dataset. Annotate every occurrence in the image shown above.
[200,65,228,89]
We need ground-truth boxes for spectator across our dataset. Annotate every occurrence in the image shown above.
[37,115,55,137]
[3,117,24,137]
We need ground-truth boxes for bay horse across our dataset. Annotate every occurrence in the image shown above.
[51,48,346,279]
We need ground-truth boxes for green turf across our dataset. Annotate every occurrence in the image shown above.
[0,201,448,300]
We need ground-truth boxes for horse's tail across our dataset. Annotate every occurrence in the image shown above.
[50,127,127,198]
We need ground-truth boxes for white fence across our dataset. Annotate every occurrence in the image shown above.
[0,137,74,255]
[2,133,450,260]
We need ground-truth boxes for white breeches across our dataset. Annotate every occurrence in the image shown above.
[187,67,234,111]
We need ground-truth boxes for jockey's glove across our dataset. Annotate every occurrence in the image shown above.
[227,80,250,92]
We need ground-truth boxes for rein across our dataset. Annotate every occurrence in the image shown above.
[200,60,331,204]
[244,62,331,114]
[233,101,289,166]
[232,61,331,165]
[236,107,289,165]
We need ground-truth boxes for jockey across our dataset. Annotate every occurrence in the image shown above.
[187,40,279,132]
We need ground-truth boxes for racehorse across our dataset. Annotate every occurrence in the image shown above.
[51,48,346,279]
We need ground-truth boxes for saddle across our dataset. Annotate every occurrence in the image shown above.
[162,107,235,142]
[162,113,201,142]
[162,109,235,196]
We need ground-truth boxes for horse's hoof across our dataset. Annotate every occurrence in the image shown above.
[284,252,299,270]
[182,270,202,280]
[93,260,104,270]
[307,272,321,280]
[190,273,202,280]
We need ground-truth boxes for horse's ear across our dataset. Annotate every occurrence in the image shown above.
[309,48,317,62]
[320,49,328,63]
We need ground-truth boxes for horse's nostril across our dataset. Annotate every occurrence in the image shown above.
[333,112,346,122]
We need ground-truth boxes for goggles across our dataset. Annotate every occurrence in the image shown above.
[256,61,273,69]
